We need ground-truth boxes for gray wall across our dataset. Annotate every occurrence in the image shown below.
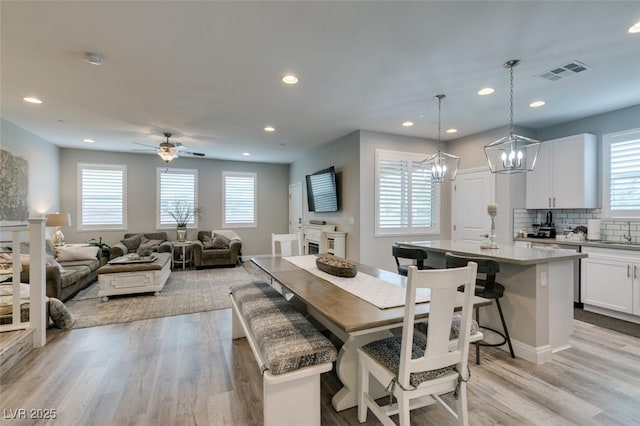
[359,130,441,272]
[289,131,361,260]
[0,118,60,221]
[537,105,640,141]
[60,148,289,256]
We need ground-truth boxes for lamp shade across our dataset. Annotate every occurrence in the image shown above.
[46,213,70,227]
[158,146,178,163]
[484,134,541,174]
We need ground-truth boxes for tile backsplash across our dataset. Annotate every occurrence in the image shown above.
[513,208,640,243]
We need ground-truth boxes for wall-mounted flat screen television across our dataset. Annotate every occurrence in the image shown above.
[305,166,339,212]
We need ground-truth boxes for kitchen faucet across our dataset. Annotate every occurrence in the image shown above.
[623,221,632,243]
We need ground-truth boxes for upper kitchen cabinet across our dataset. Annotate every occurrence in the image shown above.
[526,133,597,209]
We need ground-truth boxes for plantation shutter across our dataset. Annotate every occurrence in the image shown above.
[79,164,126,230]
[158,169,198,227]
[375,150,439,235]
[223,172,257,227]
[605,129,640,218]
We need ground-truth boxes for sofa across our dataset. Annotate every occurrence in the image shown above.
[192,230,242,268]
[10,242,102,302]
[109,232,172,259]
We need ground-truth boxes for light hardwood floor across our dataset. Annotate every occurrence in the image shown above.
[1,309,640,425]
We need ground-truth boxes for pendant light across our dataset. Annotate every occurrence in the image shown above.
[484,59,540,174]
[421,94,460,183]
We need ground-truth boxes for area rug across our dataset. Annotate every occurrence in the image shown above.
[574,307,640,338]
[66,263,269,329]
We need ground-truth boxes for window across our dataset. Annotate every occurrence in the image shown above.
[157,168,198,228]
[375,149,439,236]
[223,171,256,228]
[78,163,126,230]
[603,128,640,219]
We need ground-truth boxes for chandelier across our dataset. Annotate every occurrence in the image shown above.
[484,59,540,174]
[421,94,460,183]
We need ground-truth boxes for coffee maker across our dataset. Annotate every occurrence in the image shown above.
[536,210,556,238]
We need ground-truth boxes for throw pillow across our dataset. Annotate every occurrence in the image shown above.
[212,233,231,249]
[120,234,143,253]
[139,238,164,252]
[202,234,215,249]
[55,245,100,261]
[48,298,75,329]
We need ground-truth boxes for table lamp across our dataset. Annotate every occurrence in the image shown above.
[46,213,71,246]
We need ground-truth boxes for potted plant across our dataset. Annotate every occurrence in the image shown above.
[163,201,202,241]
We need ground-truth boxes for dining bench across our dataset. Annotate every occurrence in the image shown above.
[230,281,337,426]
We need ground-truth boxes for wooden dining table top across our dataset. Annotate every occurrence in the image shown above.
[251,256,489,334]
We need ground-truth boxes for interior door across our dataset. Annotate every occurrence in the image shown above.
[289,182,303,234]
[452,168,495,243]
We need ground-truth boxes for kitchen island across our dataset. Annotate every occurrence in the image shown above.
[397,240,586,364]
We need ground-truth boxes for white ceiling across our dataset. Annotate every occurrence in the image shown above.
[1,1,639,164]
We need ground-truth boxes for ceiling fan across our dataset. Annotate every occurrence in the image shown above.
[133,132,205,163]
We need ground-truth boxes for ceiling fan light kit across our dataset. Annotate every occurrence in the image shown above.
[484,59,541,174]
[421,94,460,183]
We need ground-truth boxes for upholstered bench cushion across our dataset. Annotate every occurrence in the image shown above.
[231,281,337,375]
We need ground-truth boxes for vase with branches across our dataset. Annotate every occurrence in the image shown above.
[163,201,202,241]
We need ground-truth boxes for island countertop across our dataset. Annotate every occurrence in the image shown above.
[396,240,586,266]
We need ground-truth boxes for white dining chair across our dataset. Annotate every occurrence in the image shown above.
[357,262,479,426]
[271,233,302,257]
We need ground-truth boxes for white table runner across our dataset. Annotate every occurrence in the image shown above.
[283,255,430,309]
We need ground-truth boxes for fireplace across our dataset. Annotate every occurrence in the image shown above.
[308,241,320,254]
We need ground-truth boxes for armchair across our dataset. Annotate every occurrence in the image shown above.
[192,230,242,268]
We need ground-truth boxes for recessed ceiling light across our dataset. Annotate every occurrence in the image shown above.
[83,138,95,143]
[446,128,458,134]
[23,97,42,104]
[629,22,640,33]
[264,126,275,132]
[242,152,251,156]
[477,88,495,96]
[84,52,103,65]
[529,100,546,108]
[282,74,299,84]
[402,121,414,127]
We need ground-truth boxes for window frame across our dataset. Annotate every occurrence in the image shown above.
[77,163,127,231]
[222,171,257,229]
[156,168,199,230]
[602,128,640,220]
[375,149,440,237]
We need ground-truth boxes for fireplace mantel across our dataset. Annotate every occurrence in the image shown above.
[300,224,347,258]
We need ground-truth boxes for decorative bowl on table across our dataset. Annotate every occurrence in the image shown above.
[315,255,357,278]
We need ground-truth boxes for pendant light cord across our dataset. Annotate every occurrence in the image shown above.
[437,95,442,154]
[509,63,514,139]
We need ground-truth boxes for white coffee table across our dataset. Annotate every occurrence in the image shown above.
[98,252,171,301]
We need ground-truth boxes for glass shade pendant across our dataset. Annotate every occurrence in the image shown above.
[421,94,460,183]
[157,133,179,163]
[484,60,540,174]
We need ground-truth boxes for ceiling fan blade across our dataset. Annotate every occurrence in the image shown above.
[181,151,206,157]
[133,141,158,149]
[132,148,157,152]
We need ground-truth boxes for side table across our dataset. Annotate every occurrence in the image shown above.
[171,241,192,270]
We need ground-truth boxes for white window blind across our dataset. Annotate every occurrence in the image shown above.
[157,168,198,228]
[604,128,640,218]
[375,149,439,236]
[78,164,126,230]
[223,172,257,228]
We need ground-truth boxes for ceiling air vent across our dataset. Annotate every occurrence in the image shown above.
[537,60,591,81]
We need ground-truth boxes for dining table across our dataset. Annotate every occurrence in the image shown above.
[250,255,489,412]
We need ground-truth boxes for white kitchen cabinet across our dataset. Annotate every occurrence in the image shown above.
[582,247,640,318]
[526,133,597,209]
